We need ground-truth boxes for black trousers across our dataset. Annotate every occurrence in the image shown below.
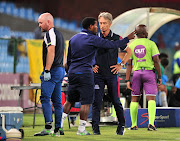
[92,73,125,130]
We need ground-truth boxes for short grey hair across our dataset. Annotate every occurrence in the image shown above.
[98,12,113,23]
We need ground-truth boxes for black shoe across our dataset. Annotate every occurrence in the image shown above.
[148,124,157,131]
[54,127,64,135]
[34,128,53,136]
[128,126,138,130]
[59,128,64,135]
[51,128,64,137]
[93,131,101,135]
[116,126,125,135]
[92,123,100,135]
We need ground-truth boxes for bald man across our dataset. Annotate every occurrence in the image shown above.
[126,24,162,131]
[34,13,65,137]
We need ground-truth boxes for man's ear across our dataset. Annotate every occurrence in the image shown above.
[110,21,112,26]
[88,25,93,31]
[47,20,51,25]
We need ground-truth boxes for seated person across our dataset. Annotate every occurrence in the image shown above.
[156,57,169,107]
[168,77,180,107]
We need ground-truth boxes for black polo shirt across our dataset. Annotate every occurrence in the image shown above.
[95,30,127,76]
[42,27,64,69]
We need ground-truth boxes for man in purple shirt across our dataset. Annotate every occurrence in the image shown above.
[60,17,135,135]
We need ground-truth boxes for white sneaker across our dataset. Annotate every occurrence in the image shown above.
[76,130,90,135]
[85,121,92,127]
[34,128,53,136]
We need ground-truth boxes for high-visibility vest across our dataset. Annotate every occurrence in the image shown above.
[173,50,180,74]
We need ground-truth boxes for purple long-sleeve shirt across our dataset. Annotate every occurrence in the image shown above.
[67,29,129,74]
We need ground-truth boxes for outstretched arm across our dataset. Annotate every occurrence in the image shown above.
[94,31,136,49]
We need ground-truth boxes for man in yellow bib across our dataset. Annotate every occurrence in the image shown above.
[126,24,162,131]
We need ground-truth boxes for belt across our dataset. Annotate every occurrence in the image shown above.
[140,67,153,71]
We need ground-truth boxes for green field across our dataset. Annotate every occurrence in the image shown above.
[22,114,180,141]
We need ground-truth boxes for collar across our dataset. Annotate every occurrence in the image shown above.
[98,30,113,38]
[81,29,94,35]
[49,27,55,31]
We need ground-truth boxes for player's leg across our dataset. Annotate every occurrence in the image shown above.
[50,67,65,136]
[77,73,94,135]
[129,70,142,129]
[146,96,157,131]
[143,70,157,131]
[77,104,91,135]
[34,71,56,136]
[61,101,72,128]
[61,73,79,130]
[92,73,105,135]
[106,75,125,135]
[130,96,140,129]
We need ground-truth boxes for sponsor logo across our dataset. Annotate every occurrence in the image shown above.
[134,45,146,58]
[155,115,170,122]
[140,113,149,125]
[140,113,170,125]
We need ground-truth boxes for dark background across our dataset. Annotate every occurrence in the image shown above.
[5,0,180,25]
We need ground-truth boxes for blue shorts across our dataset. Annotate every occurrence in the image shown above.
[67,73,94,105]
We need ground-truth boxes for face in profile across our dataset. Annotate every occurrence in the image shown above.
[38,16,49,32]
[91,21,98,35]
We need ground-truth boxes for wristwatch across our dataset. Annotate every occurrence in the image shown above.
[45,70,50,73]
[120,62,124,66]
[125,80,130,83]
[158,76,162,79]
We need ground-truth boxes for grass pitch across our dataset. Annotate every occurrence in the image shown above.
[22,114,180,141]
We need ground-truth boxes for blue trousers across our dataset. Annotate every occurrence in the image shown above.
[40,67,65,128]
[92,73,125,128]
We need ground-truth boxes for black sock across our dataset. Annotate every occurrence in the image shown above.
[45,122,52,129]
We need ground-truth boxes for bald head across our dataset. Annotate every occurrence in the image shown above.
[135,24,148,38]
[38,13,54,32]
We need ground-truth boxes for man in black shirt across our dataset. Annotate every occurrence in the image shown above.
[92,12,132,135]
[34,13,65,137]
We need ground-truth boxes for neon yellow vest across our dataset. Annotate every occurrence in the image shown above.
[173,50,180,74]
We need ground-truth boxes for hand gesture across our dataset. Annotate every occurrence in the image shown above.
[93,65,99,73]
[110,64,122,74]
[127,30,136,40]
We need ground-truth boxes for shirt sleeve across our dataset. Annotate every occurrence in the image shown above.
[129,44,133,60]
[45,29,56,47]
[67,41,71,67]
[93,35,129,49]
[119,36,127,51]
[151,42,160,57]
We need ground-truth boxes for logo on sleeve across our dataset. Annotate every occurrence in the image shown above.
[134,45,146,58]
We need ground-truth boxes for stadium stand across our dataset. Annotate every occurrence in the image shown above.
[0,1,80,32]
[151,22,180,49]
[0,1,179,74]
[0,37,29,73]
[0,1,79,73]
